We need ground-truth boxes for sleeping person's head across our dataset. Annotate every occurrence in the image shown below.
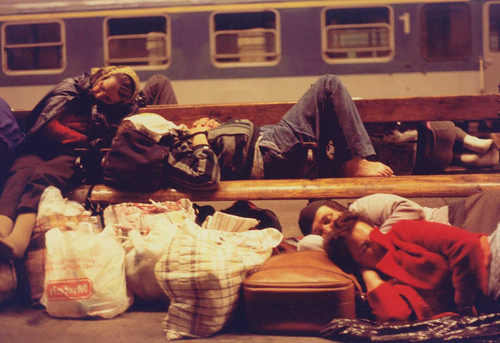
[323,211,386,273]
[298,200,347,237]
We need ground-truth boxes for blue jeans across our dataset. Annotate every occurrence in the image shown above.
[259,75,375,178]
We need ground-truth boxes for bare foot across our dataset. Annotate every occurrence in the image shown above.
[0,237,26,259]
[341,157,394,177]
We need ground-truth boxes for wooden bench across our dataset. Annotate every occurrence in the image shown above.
[14,93,500,205]
[67,173,500,204]
[139,93,500,126]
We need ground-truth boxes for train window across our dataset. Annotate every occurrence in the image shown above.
[210,10,281,67]
[322,7,394,64]
[421,3,471,60]
[489,4,500,52]
[105,15,170,68]
[2,20,66,74]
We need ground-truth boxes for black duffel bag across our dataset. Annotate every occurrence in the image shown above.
[102,126,168,191]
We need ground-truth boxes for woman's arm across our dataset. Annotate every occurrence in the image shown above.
[40,117,89,146]
[361,268,385,291]
[361,268,419,321]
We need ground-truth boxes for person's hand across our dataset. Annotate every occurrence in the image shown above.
[189,118,219,146]
[189,118,220,135]
[360,268,384,291]
[454,289,477,316]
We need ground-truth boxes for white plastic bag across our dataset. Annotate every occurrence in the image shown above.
[121,224,177,302]
[38,186,85,218]
[40,226,133,318]
[103,200,191,302]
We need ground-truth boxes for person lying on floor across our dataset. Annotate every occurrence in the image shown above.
[105,74,394,192]
[324,210,499,321]
[297,190,500,251]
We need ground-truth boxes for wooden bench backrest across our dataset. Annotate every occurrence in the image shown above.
[139,94,500,127]
[13,94,499,127]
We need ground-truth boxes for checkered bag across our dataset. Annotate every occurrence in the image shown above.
[154,221,282,340]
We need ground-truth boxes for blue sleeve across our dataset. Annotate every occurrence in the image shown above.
[0,97,25,150]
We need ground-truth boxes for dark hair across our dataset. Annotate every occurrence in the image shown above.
[298,199,348,236]
[109,73,136,103]
[324,211,377,273]
[323,210,377,274]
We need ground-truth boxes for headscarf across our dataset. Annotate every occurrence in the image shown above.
[90,66,141,103]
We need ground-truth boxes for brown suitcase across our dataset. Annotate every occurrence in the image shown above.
[242,250,357,335]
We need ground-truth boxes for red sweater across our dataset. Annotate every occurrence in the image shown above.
[41,112,91,146]
[367,220,488,322]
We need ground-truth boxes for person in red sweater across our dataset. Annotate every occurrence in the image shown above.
[324,211,498,322]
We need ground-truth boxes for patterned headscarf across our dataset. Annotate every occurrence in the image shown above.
[90,66,141,103]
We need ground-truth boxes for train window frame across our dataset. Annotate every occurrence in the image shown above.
[103,14,171,70]
[321,6,395,64]
[486,1,500,53]
[420,2,472,61]
[1,19,66,76]
[209,9,282,68]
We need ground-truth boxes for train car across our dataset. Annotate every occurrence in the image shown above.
[0,0,499,110]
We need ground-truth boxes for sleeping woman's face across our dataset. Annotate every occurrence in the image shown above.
[345,221,386,269]
[92,76,122,105]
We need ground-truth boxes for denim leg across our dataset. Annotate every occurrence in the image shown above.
[261,75,374,158]
[260,75,375,178]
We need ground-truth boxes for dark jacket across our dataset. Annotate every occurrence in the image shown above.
[23,73,137,151]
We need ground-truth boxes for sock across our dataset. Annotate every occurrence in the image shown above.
[463,135,493,154]
[460,147,499,168]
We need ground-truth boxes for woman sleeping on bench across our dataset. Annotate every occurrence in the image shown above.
[0,68,179,261]
[324,210,499,321]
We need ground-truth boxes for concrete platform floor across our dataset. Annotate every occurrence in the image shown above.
[0,197,464,343]
[0,302,333,343]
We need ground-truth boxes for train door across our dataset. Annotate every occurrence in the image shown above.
[483,2,500,93]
